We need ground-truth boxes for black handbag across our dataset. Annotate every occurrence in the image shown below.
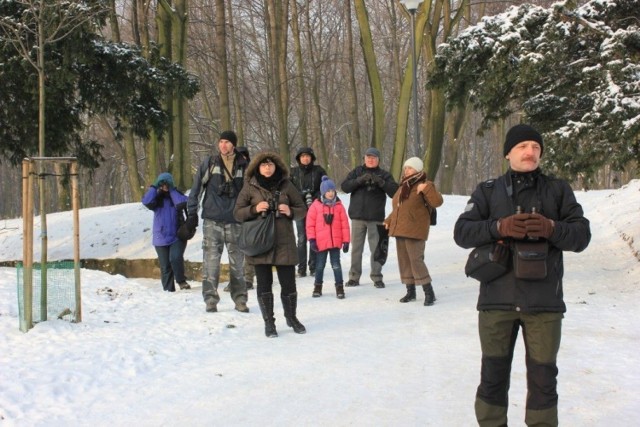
[373,224,390,265]
[465,241,510,282]
[238,213,275,256]
[176,202,196,241]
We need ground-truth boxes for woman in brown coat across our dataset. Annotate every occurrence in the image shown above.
[384,157,443,306]
[234,152,307,337]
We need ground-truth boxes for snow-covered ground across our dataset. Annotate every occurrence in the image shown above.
[0,180,638,426]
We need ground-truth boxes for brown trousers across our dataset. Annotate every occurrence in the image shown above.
[396,237,432,286]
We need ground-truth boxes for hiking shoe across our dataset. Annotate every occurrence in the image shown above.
[297,269,307,277]
[374,281,386,289]
[235,301,249,313]
[178,281,191,290]
[336,284,345,299]
[312,284,322,298]
[223,284,230,292]
[205,300,217,313]
[345,280,359,287]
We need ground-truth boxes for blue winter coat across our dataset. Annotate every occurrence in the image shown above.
[142,186,189,246]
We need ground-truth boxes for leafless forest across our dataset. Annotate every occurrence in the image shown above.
[0,0,632,220]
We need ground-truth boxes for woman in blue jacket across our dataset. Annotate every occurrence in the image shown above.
[142,172,191,292]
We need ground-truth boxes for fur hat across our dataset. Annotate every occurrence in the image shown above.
[365,147,380,158]
[503,124,543,157]
[219,130,238,146]
[403,157,423,173]
[320,175,336,195]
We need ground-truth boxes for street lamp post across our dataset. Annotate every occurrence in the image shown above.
[400,0,423,157]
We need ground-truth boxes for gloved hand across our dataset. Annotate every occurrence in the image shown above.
[370,174,385,187]
[497,213,529,239]
[342,242,349,253]
[525,213,555,239]
[356,173,372,186]
[309,239,319,253]
[185,214,199,233]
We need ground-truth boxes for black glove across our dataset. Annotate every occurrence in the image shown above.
[525,213,555,239]
[356,174,371,186]
[497,213,529,239]
[342,242,349,253]
[186,214,199,232]
[309,239,319,252]
[370,174,385,187]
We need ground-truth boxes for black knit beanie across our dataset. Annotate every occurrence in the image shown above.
[503,124,543,157]
[219,130,238,146]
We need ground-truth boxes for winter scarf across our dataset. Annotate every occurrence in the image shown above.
[322,194,337,207]
[256,168,284,191]
[400,171,426,201]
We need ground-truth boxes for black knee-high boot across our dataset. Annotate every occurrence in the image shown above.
[281,292,306,334]
[399,285,416,303]
[257,293,278,337]
[423,283,436,306]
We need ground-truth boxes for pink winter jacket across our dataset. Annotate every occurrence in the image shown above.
[306,198,350,251]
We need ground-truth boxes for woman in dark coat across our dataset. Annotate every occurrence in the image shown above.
[234,152,307,337]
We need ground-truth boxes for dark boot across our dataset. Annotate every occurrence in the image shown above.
[399,285,416,303]
[257,293,278,338]
[281,292,306,334]
[336,283,345,299]
[423,283,436,306]
[312,283,322,298]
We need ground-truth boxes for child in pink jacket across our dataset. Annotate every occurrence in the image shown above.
[306,176,350,299]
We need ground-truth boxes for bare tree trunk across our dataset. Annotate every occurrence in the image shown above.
[124,129,143,200]
[392,2,429,179]
[290,0,309,151]
[422,0,468,182]
[353,0,384,157]
[158,0,191,189]
[227,0,245,147]
[303,2,328,169]
[440,105,467,193]
[344,0,363,167]
[215,0,231,130]
[266,0,291,163]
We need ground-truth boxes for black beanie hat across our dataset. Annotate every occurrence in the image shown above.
[503,124,543,157]
[219,130,238,146]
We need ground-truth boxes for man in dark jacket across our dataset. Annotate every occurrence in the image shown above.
[187,130,249,314]
[454,124,591,427]
[290,147,327,277]
[340,147,398,288]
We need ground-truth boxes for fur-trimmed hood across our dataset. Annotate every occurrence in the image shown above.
[245,151,290,181]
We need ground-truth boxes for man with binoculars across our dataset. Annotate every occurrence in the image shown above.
[454,124,591,427]
[186,130,250,314]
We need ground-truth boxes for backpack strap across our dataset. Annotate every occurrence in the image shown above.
[198,155,214,207]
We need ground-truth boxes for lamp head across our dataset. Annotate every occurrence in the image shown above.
[400,0,423,11]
